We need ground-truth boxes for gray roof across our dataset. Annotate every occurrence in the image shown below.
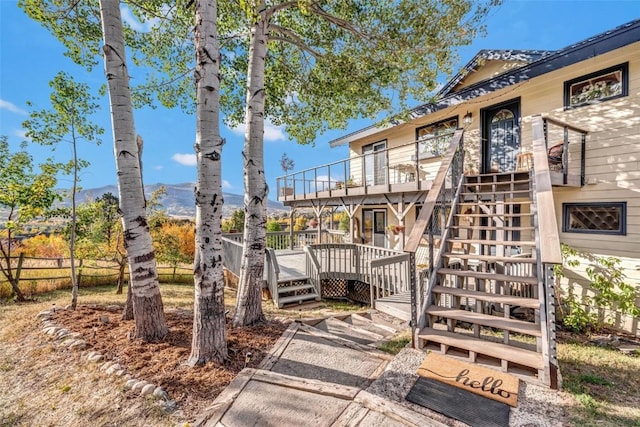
[329,19,640,148]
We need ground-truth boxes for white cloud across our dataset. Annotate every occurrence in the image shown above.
[154,165,163,171]
[172,153,197,166]
[120,5,157,33]
[230,119,286,142]
[13,129,28,140]
[222,180,232,189]
[0,99,27,116]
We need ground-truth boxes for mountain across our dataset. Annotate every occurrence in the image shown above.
[59,183,288,218]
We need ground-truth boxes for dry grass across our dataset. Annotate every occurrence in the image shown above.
[558,332,640,427]
[3,284,638,427]
[0,284,366,427]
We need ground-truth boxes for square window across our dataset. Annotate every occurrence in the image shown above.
[562,202,626,235]
[564,63,628,109]
[415,116,458,158]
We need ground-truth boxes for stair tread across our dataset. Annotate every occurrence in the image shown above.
[461,190,530,197]
[278,275,310,283]
[447,238,536,246]
[426,306,542,336]
[437,268,537,284]
[455,213,534,218]
[278,283,315,294]
[278,293,319,305]
[432,286,539,308]
[458,200,532,206]
[417,327,543,369]
[451,225,535,231]
[443,253,536,263]
[464,179,531,186]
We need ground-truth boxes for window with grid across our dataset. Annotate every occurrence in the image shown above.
[564,63,628,109]
[562,202,626,235]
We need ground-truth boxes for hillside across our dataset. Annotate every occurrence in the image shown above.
[58,183,288,218]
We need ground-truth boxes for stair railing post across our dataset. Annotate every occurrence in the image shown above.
[409,251,417,347]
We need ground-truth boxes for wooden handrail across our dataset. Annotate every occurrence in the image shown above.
[404,129,464,253]
[531,116,563,265]
[542,116,589,135]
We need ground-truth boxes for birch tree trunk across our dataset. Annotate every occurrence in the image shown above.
[99,0,167,341]
[188,0,227,365]
[233,4,268,327]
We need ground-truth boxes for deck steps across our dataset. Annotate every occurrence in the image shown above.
[446,238,536,247]
[442,253,536,263]
[306,311,404,348]
[426,306,542,337]
[437,268,537,284]
[417,327,543,370]
[432,286,540,309]
[374,291,412,322]
[277,276,320,308]
[416,171,554,384]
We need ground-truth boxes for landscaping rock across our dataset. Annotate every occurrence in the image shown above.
[100,315,110,324]
[100,361,113,371]
[153,387,169,401]
[125,379,138,390]
[140,384,156,397]
[69,340,87,351]
[131,381,148,393]
[106,364,122,375]
[88,353,104,363]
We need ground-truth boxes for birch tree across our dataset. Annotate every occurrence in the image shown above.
[231,0,501,326]
[23,71,103,310]
[98,0,168,340]
[187,0,228,365]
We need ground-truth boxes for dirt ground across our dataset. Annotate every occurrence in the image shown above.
[0,301,287,427]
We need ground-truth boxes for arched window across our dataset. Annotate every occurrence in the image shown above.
[492,109,514,122]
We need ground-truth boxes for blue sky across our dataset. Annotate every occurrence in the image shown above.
[1,1,639,198]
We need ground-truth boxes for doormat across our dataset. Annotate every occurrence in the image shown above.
[407,376,510,427]
[416,352,520,407]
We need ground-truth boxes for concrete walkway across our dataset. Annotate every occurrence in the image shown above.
[195,316,445,427]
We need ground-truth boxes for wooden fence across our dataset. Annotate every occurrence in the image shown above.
[0,254,193,297]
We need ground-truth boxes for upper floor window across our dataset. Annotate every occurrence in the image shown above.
[564,63,628,109]
[416,116,458,158]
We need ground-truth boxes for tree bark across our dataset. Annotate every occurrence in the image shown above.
[187,0,227,365]
[233,3,268,327]
[70,127,79,310]
[99,0,167,341]
[122,281,134,321]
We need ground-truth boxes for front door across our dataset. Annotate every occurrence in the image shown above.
[481,99,520,173]
[363,209,387,247]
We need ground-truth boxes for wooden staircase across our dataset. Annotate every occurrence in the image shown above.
[416,172,550,381]
[276,275,321,308]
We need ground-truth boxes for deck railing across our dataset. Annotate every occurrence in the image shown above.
[542,116,588,186]
[305,243,408,303]
[370,253,411,303]
[403,129,465,334]
[276,132,455,200]
[222,229,349,251]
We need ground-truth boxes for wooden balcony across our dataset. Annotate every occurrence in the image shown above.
[276,134,453,205]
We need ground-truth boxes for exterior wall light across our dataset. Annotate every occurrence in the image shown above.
[463,111,473,125]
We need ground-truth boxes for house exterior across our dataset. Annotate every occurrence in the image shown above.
[275,20,640,386]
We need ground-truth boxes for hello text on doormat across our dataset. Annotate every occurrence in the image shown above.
[416,352,520,407]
